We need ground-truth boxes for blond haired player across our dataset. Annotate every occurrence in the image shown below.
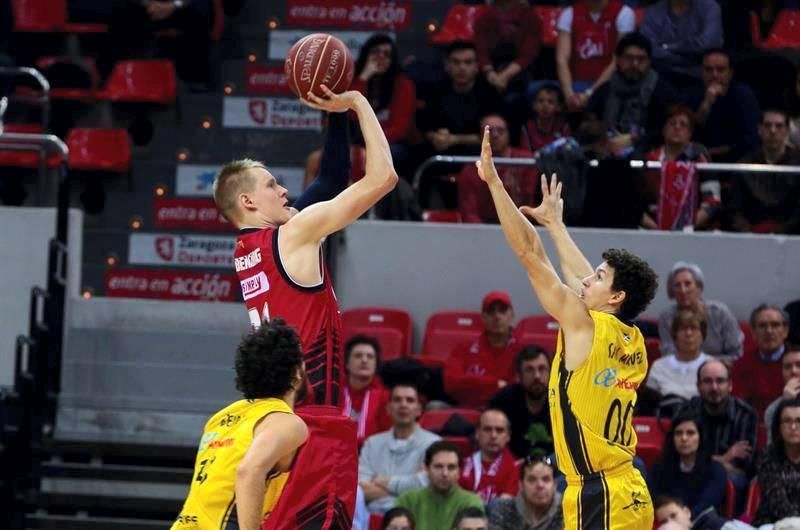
[476,127,658,529]
[213,86,397,406]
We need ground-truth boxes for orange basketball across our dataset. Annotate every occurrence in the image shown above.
[284,33,354,100]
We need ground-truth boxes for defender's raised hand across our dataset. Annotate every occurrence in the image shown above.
[520,173,564,228]
[475,126,500,184]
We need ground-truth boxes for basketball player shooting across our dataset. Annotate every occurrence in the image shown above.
[475,126,658,529]
[213,86,398,407]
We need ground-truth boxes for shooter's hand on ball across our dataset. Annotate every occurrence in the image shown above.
[303,85,362,113]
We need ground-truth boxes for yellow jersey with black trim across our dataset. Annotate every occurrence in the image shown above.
[548,310,647,478]
[171,398,293,530]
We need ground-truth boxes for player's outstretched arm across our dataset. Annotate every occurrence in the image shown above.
[292,112,351,212]
[520,175,593,294]
[235,413,308,530]
[477,127,589,329]
[284,86,398,245]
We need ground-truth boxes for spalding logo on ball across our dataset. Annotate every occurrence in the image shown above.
[285,33,355,100]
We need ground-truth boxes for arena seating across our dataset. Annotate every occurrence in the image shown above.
[343,307,414,361]
[419,407,481,432]
[420,311,483,360]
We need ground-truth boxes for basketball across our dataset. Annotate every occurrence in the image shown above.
[284,33,354,100]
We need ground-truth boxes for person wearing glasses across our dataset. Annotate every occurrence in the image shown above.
[765,346,800,445]
[753,398,800,527]
[488,456,563,530]
[676,359,757,512]
[733,304,793,418]
[476,136,659,529]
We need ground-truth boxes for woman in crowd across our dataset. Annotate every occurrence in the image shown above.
[754,398,800,526]
[658,262,743,361]
[648,411,727,516]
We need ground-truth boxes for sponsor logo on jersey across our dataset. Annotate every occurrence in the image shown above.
[240,271,270,301]
[593,367,640,390]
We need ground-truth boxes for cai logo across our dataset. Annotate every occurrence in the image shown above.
[156,236,175,261]
[593,367,618,388]
[249,99,268,125]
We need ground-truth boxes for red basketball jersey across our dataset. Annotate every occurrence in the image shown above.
[571,0,623,83]
[234,227,342,406]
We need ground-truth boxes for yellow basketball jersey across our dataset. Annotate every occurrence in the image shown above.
[171,398,293,530]
[548,310,647,478]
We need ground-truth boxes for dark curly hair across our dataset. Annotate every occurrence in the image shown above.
[235,318,304,400]
[602,248,658,321]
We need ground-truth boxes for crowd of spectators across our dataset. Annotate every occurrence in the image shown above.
[344,280,799,530]
[315,0,800,235]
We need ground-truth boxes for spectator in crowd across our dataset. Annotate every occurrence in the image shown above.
[766,346,800,445]
[658,262,743,361]
[359,383,441,513]
[733,304,793,418]
[586,32,677,157]
[350,34,416,175]
[648,410,728,516]
[640,0,723,89]
[488,346,554,459]
[106,0,214,85]
[444,291,520,407]
[556,0,636,111]
[474,0,542,102]
[688,49,760,162]
[488,456,563,530]
[642,105,717,231]
[519,84,571,153]
[729,109,800,235]
[457,114,538,225]
[678,359,758,504]
[459,409,519,505]
[382,507,416,530]
[654,495,755,530]
[452,507,488,530]
[341,335,392,447]
[644,307,713,414]
[395,441,484,530]
[416,40,505,208]
[753,398,800,527]
[417,41,504,158]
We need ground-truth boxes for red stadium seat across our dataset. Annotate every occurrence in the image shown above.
[443,436,474,458]
[0,123,63,168]
[533,6,561,47]
[744,479,760,519]
[633,416,670,471]
[98,60,177,104]
[723,478,736,518]
[419,408,481,432]
[421,311,483,360]
[645,338,661,368]
[517,315,559,353]
[429,5,488,44]
[342,307,413,361]
[422,209,462,223]
[12,0,66,32]
[12,0,107,33]
[762,10,800,49]
[32,56,101,101]
[66,128,131,172]
[740,321,758,357]
[369,513,383,530]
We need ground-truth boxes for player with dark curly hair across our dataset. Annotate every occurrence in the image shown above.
[476,127,658,529]
[172,319,309,530]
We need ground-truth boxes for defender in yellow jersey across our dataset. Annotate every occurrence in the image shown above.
[172,319,309,530]
[476,128,659,529]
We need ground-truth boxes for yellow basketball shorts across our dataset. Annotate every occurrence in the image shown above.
[562,466,653,530]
